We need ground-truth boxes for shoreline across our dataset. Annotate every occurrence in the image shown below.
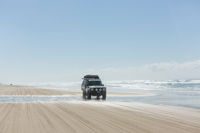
[0,85,199,109]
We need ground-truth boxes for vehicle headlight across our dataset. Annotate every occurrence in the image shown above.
[103,88,106,91]
[91,88,93,91]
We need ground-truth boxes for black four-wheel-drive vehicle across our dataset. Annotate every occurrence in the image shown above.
[81,75,106,100]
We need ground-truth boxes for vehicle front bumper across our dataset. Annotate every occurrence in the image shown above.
[87,88,106,96]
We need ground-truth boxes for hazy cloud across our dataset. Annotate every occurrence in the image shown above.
[84,60,200,80]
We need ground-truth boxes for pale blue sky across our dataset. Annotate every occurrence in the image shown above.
[0,0,200,82]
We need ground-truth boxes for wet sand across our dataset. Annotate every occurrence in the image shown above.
[0,85,152,96]
[0,85,78,95]
[0,85,199,133]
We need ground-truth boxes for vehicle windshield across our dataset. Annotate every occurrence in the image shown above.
[88,81,102,86]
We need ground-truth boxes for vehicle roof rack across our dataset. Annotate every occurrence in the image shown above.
[83,75,100,79]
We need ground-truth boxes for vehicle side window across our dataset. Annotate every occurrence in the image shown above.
[82,79,88,87]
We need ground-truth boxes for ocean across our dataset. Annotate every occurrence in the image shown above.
[106,80,200,108]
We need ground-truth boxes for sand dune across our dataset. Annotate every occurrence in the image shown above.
[0,85,199,133]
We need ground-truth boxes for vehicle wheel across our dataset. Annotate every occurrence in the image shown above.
[87,93,91,99]
[102,91,106,100]
[96,95,100,100]
[82,91,86,99]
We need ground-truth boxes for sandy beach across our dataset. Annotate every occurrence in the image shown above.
[0,85,199,133]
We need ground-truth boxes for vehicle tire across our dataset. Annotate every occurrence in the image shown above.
[96,95,100,100]
[87,93,91,100]
[82,91,86,99]
[102,91,106,100]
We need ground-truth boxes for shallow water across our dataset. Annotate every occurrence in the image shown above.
[0,91,199,109]
[0,95,79,102]
[3,80,200,109]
